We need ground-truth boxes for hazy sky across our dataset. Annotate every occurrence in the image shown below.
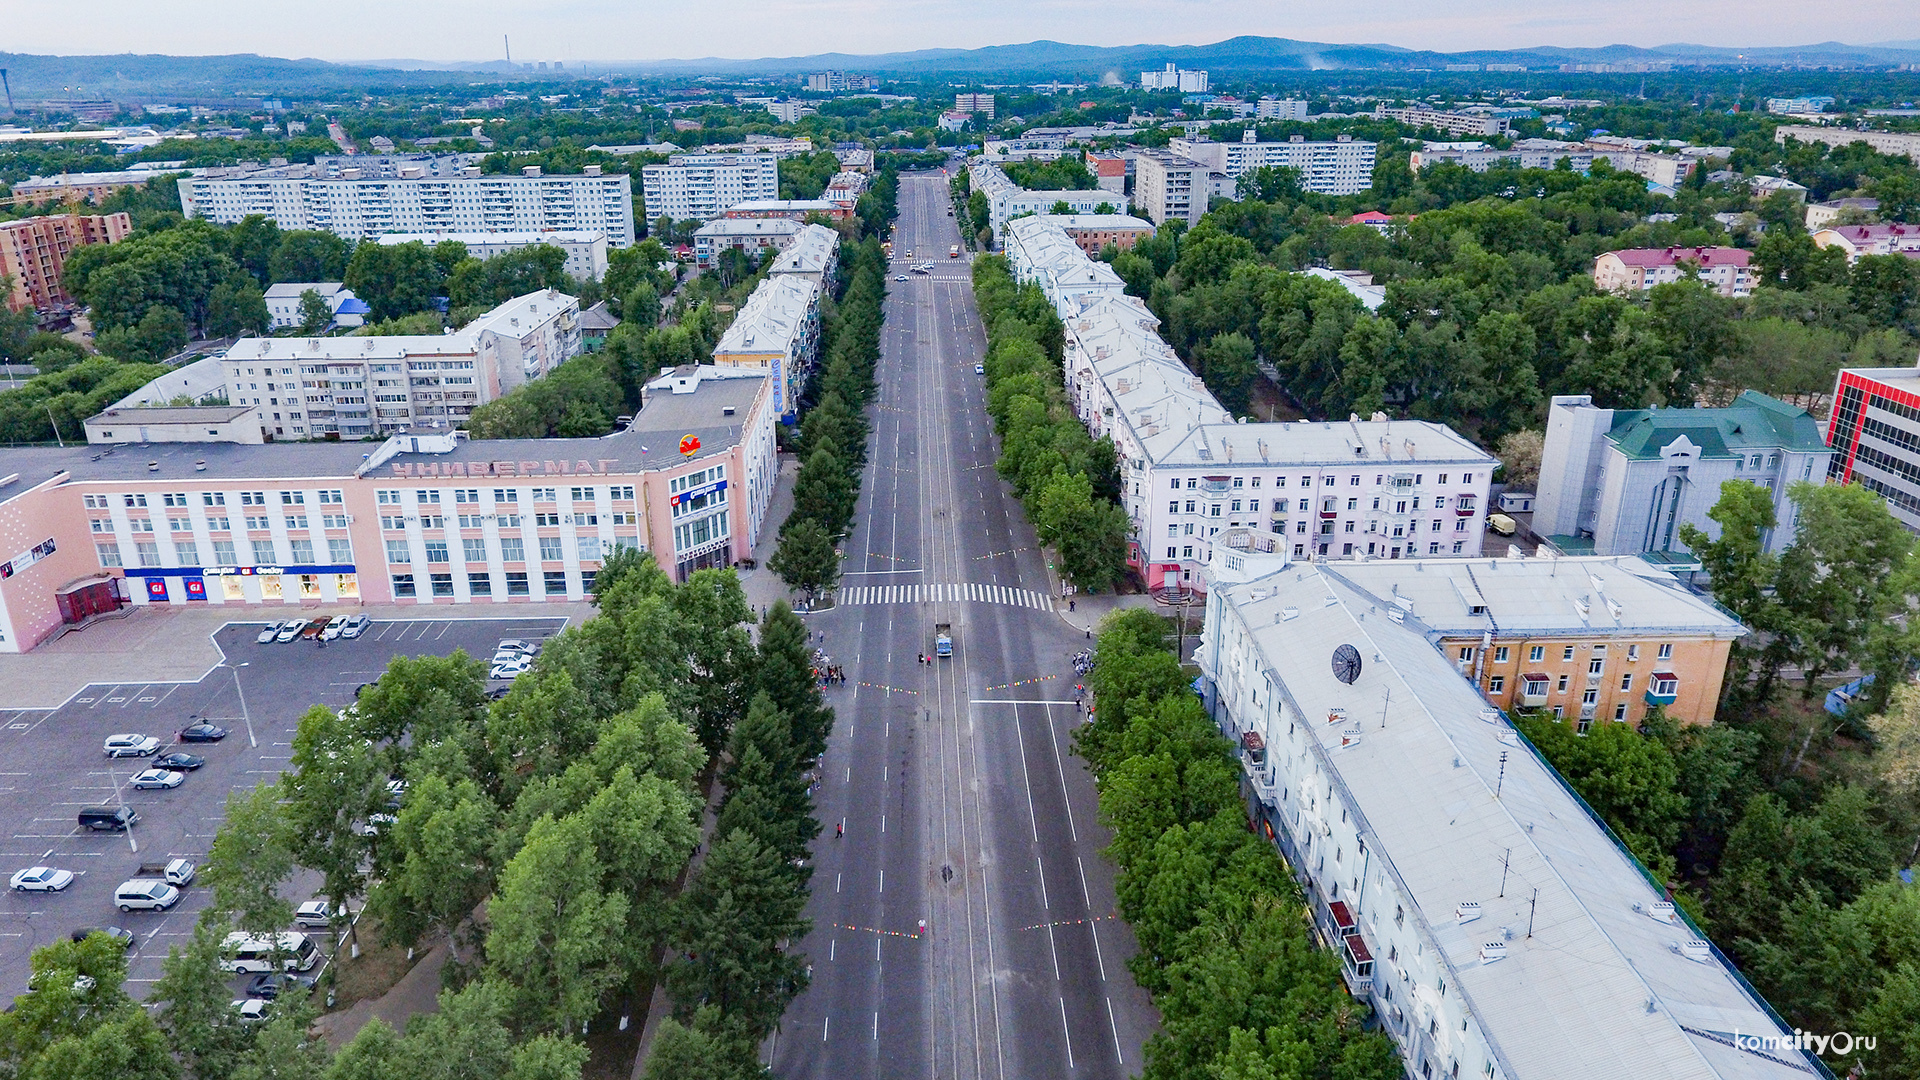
[11,0,1917,62]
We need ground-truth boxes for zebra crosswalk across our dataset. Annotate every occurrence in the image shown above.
[834,582,1056,610]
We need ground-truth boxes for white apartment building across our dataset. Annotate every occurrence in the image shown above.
[1006,217,1495,593]
[1256,98,1309,120]
[180,164,635,247]
[954,93,996,119]
[1373,105,1511,137]
[1140,64,1208,92]
[1195,541,1815,1080]
[1170,131,1378,196]
[262,283,366,332]
[966,162,1115,238]
[1775,125,1920,163]
[219,291,582,439]
[710,274,822,421]
[1130,150,1214,228]
[766,223,841,284]
[691,218,805,269]
[766,101,816,123]
[1411,139,1699,187]
[641,154,781,222]
[376,230,609,281]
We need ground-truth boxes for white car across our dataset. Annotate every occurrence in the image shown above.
[894,274,908,281]
[231,998,270,1022]
[321,619,346,641]
[975,363,985,375]
[294,899,345,929]
[356,813,397,837]
[489,657,532,681]
[495,638,539,656]
[130,769,184,790]
[274,620,309,643]
[10,867,73,892]
[338,614,371,638]
[256,622,285,644]
[103,734,160,758]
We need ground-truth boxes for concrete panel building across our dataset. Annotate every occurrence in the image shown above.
[692,218,805,269]
[765,223,841,284]
[376,230,609,281]
[1170,131,1378,196]
[1775,125,1920,163]
[1130,150,1213,228]
[966,162,1115,238]
[640,154,780,222]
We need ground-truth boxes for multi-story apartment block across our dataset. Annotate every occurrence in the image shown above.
[1129,150,1213,228]
[1170,130,1378,196]
[1766,96,1835,114]
[1255,97,1310,120]
[1536,392,1833,563]
[376,230,609,280]
[1325,555,1745,727]
[1411,140,1701,188]
[219,291,581,439]
[0,365,777,653]
[1776,124,1920,163]
[640,154,780,222]
[0,213,131,311]
[691,217,804,268]
[710,274,822,422]
[7,167,204,207]
[1194,540,1814,1080]
[180,161,634,247]
[1592,246,1753,298]
[765,223,840,284]
[806,71,878,93]
[262,283,367,332]
[1018,213,1154,256]
[1812,223,1920,263]
[765,101,816,124]
[966,163,1115,238]
[1007,217,1496,593]
[954,93,996,119]
[1827,367,1920,531]
[1139,64,1207,92]
[1373,104,1511,137]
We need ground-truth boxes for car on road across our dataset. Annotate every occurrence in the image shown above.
[114,879,180,912]
[70,927,134,948]
[10,867,73,892]
[975,363,985,375]
[102,734,160,758]
[293,899,346,929]
[80,806,138,832]
[337,614,371,639]
[246,971,318,1000]
[256,622,287,644]
[300,616,333,640]
[179,723,229,743]
[130,769,184,790]
[155,752,205,771]
[274,620,308,643]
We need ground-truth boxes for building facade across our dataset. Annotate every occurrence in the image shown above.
[0,213,131,312]
[1194,544,1813,1080]
[1535,392,1833,563]
[1776,125,1920,163]
[1170,132,1378,196]
[1827,367,1920,531]
[765,223,841,284]
[7,167,203,207]
[219,291,581,439]
[641,154,781,222]
[1812,224,1920,263]
[180,164,635,247]
[376,230,609,281]
[954,93,996,118]
[966,163,1116,238]
[0,366,777,653]
[692,218,805,268]
[710,274,822,422]
[1139,64,1207,92]
[263,283,366,332]
[1130,150,1212,228]
[1373,105,1511,137]
[1592,247,1753,298]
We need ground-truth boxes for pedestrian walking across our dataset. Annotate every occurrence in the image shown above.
[836,821,844,839]
[1068,599,1075,612]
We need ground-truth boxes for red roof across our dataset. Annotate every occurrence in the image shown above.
[1347,211,1395,224]
[1822,224,1917,241]
[1605,246,1751,269]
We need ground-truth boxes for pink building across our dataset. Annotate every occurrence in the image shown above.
[0,366,776,653]
[1592,246,1753,298]
[1812,224,1920,263]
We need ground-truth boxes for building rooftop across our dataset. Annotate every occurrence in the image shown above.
[767,224,839,276]
[1605,391,1828,460]
[722,199,840,215]
[84,405,255,427]
[1814,223,1920,242]
[578,300,620,333]
[1322,555,1747,639]
[1153,417,1496,470]
[1025,214,1151,230]
[1211,563,1812,1079]
[1602,246,1751,269]
[374,230,605,246]
[262,282,345,300]
[694,218,805,240]
[712,275,818,356]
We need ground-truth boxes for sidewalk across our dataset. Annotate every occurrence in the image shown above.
[738,453,802,620]
[0,599,598,710]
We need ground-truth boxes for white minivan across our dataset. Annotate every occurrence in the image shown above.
[115,879,181,912]
[220,932,320,974]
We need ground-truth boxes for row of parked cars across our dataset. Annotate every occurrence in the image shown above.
[256,614,371,644]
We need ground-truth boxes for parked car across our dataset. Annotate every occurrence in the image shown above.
[300,616,332,640]
[69,927,134,948]
[179,723,229,743]
[135,859,196,886]
[293,899,346,929]
[321,619,347,641]
[488,657,532,681]
[894,273,908,281]
[220,932,319,973]
[1487,513,1518,537]
[384,779,408,808]
[337,614,371,639]
[10,867,73,892]
[256,622,286,644]
[495,638,540,657]
[231,998,270,1022]
[155,752,205,771]
[356,813,398,837]
[114,879,180,912]
[245,971,318,1001]
[80,807,138,832]
[102,734,160,758]
[975,363,985,375]
[274,620,308,643]
[130,769,183,790]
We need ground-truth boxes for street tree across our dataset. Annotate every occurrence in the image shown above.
[369,773,499,957]
[769,518,840,604]
[205,785,296,940]
[485,813,630,1032]
[666,829,809,1037]
[754,602,833,765]
[150,918,252,1080]
[279,705,381,934]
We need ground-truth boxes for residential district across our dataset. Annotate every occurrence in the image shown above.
[0,43,1919,1080]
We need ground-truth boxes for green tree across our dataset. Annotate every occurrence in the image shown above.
[754,602,834,765]
[769,518,840,603]
[269,231,352,284]
[150,918,251,1080]
[666,829,809,1037]
[1679,480,1788,702]
[344,241,446,323]
[207,274,270,337]
[1774,481,1913,703]
[642,1009,762,1080]
[485,813,630,1032]
[296,288,333,333]
[1518,715,1687,879]
[279,705,380,927]
[1198,331,1259,415]
[369,773,498,955]
[205,785,296,940]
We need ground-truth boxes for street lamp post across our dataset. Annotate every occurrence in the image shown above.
[220,661,257,748]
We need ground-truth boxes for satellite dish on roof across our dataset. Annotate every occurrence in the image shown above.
[1332,644,1363,685]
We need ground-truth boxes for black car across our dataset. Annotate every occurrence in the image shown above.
[155,752,205,771]
[70,926,134,948]
[245,971,317,1000]
[178,723,229,743]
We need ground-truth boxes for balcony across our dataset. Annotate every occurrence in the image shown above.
[1519,675,1550,707]
[1645,676,1679,706]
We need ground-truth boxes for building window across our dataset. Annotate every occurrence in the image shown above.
[251,540,278,564]
[319,490,343,504]
[123,493,147,508]
[1563,645,1575,661]
[455,489,480,503]
[135,542,160,568]
[391,574,416,598]
[1588,657,1604,675]
[500,537,525,562]
[328,538,353,563]
[579,537,604,561]
[494,489,519,503]
[417,490,441,504]
[176,541,200,565]
[424,541,449,563]
[543,570,568,595]
[213,540,237,564]
[1658,643,1673,660]
[280,491,305,505]
[1627,644,1640,661]
[1614,703,1629,721]
[240,491,266,506]
[1557,674,1569,692]
[468,572,493,596]
[538,537,564,562]
[1620,673,1633,691]
[1488,675,1505,693]
[288,539,314,564]
[1458,647,1476,662]
[1581,688,1599,705]
[386,540,411,564]
[430,573,455,597]
[1494,646,1509,663]
[462,538,488,563]
[505,571,530,595]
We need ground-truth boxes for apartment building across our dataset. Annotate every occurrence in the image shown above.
[1129,150,1213,228]
[691,218,804,268]
[7,166,203,207]
[1373,105,1511,137]
[953,93,996,119]
[710,274,822,421]
[1255,97,1309,120]
[1018,213,1153,256]
[1535,392,1833,563]
[1776,124,1920,163]
[1767,96,1835,114]
[1194,543,1813,1080]
[180,161,635,246]
[1325,555,1745,726]
[1812,223,1920,263]
[1006,217,1495,592]
[966,162,1114,237]
[1827,367,1920,531]
[1411,140,1701,187]
[765,223,840,284]
[1139,64,1207,92]
[0,213,131,312]
[721,199,850,222]
[766,101,816,124]
[641,154,781,221]
[1169,131,1378,196]
[1592,246,1753,298]
[218,290,581,439]
[806,71,877,93]
[376,230,609,280]
[0,365,777,652]
[262,283,367,332]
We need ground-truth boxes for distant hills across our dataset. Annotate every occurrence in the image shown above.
[2,36,1919,102]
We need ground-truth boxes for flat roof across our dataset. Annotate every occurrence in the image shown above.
[85,405,255,426]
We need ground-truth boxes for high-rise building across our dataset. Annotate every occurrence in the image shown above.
[640,154,781,222]
[1139,64,1208,92]
[1170,131,1377,196]
[954,93,996,119]
[1130,150,1213,227]
[0,213,131,312]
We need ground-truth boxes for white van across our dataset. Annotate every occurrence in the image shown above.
[115,879,181,912]
[220,932,320,974]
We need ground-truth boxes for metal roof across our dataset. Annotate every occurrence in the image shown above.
[1605,391,1827,460]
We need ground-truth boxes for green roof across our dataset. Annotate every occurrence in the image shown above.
[1605,391,1828,460]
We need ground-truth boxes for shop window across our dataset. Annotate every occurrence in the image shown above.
[299,575,321,599]
[336,574,359,600]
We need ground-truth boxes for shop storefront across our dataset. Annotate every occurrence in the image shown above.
[125,565,361,604]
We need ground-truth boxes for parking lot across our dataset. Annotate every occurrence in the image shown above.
[0,614,568,1001]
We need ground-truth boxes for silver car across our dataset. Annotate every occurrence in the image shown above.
[255,622,285,644]
[130,769,184,790]
[103,734,160,758]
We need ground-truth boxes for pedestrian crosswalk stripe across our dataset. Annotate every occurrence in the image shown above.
[832,583,1054,611]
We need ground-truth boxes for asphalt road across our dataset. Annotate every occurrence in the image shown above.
[0,614,566,1001]
[771,174,1157,1079]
